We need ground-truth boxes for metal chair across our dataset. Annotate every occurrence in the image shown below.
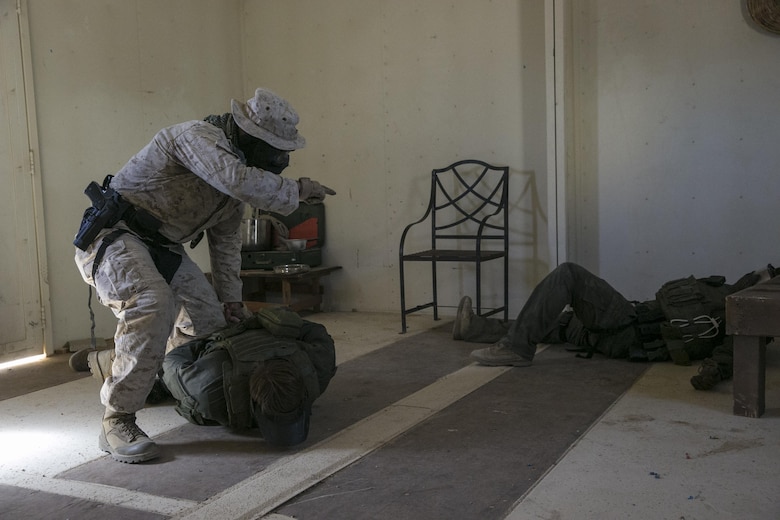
[399,159,509,333]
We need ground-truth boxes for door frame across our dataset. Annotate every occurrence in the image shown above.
[545,0,569,266]
[20,0,52,355]
[4,0,53,358]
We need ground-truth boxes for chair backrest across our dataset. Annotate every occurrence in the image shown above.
[429,159,508,248]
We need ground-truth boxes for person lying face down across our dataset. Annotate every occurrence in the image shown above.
[160,309,337,447]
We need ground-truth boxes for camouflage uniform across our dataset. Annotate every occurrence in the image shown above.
[75,120,299,415]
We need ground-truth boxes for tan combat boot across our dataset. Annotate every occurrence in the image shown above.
[99,410,161,463]
[87,349,115,383]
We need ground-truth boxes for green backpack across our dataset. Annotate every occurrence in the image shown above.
[655,276,728,365]
[174,307,319,429]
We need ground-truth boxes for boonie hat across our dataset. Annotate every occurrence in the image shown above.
[255,404,311,447]
[231,88,306,151]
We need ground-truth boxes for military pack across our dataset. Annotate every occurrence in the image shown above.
[654,276,728,365]
[173,308,319,429]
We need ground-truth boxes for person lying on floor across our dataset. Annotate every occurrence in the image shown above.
[85,307,337,454]
[452,262,776,391]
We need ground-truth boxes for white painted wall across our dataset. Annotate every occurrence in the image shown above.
[28,0,245,347]
[241,0,549,317]
[567,0,780,300]
[26,0,548,348]
[22,0,777,351]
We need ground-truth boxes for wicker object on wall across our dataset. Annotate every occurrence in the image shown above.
[746,0,780,34]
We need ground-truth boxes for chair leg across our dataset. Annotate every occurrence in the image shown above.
[503,255,509,321]
[400,259,407,333]
[475,259,482,316]
[431,260,439,321]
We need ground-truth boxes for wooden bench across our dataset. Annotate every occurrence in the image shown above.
[725,275,780,417]
[240,265,342,313]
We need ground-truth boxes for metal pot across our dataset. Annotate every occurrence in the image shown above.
[241,218,272,251]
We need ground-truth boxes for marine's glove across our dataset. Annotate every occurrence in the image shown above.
[297,177,336,204]
[223,301,250,324]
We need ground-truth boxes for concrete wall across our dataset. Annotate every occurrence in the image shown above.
[567,0,780,300]
[28,0,245,347]
[22,0,778,351]
[240,0,548,316]
[26,0,547,348]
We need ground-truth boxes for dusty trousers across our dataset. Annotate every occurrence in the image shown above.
[465,262,637,361]
[75,227,227,414]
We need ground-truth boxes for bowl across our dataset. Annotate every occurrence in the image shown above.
[280,238,308,251]
[274,264,310,274]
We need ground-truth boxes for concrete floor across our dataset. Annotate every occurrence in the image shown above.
[1,311,779,520]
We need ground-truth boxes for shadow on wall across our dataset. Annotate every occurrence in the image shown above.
[509,169,549,290]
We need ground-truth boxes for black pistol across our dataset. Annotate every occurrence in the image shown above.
[73,181,119,250]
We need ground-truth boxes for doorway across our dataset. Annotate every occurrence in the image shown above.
[0,0,51,362]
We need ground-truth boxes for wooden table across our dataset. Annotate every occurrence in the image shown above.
[725,275,780,417]
[240,265,342,313]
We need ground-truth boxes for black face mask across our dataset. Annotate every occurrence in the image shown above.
[237,131,290,174]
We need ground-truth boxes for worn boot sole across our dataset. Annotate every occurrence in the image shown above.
[690,375,719,391]
[472,356,533,367]
[470,346,533,367]
[452,296,472,340]
[68,348,94,372]
[99,431,161,464]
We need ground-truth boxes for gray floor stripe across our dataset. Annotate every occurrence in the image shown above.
[174,364,510,520]
[9,474,198,516]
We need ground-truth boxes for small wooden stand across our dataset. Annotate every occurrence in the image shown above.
[240,265,342,313]
[725,275,780,417]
